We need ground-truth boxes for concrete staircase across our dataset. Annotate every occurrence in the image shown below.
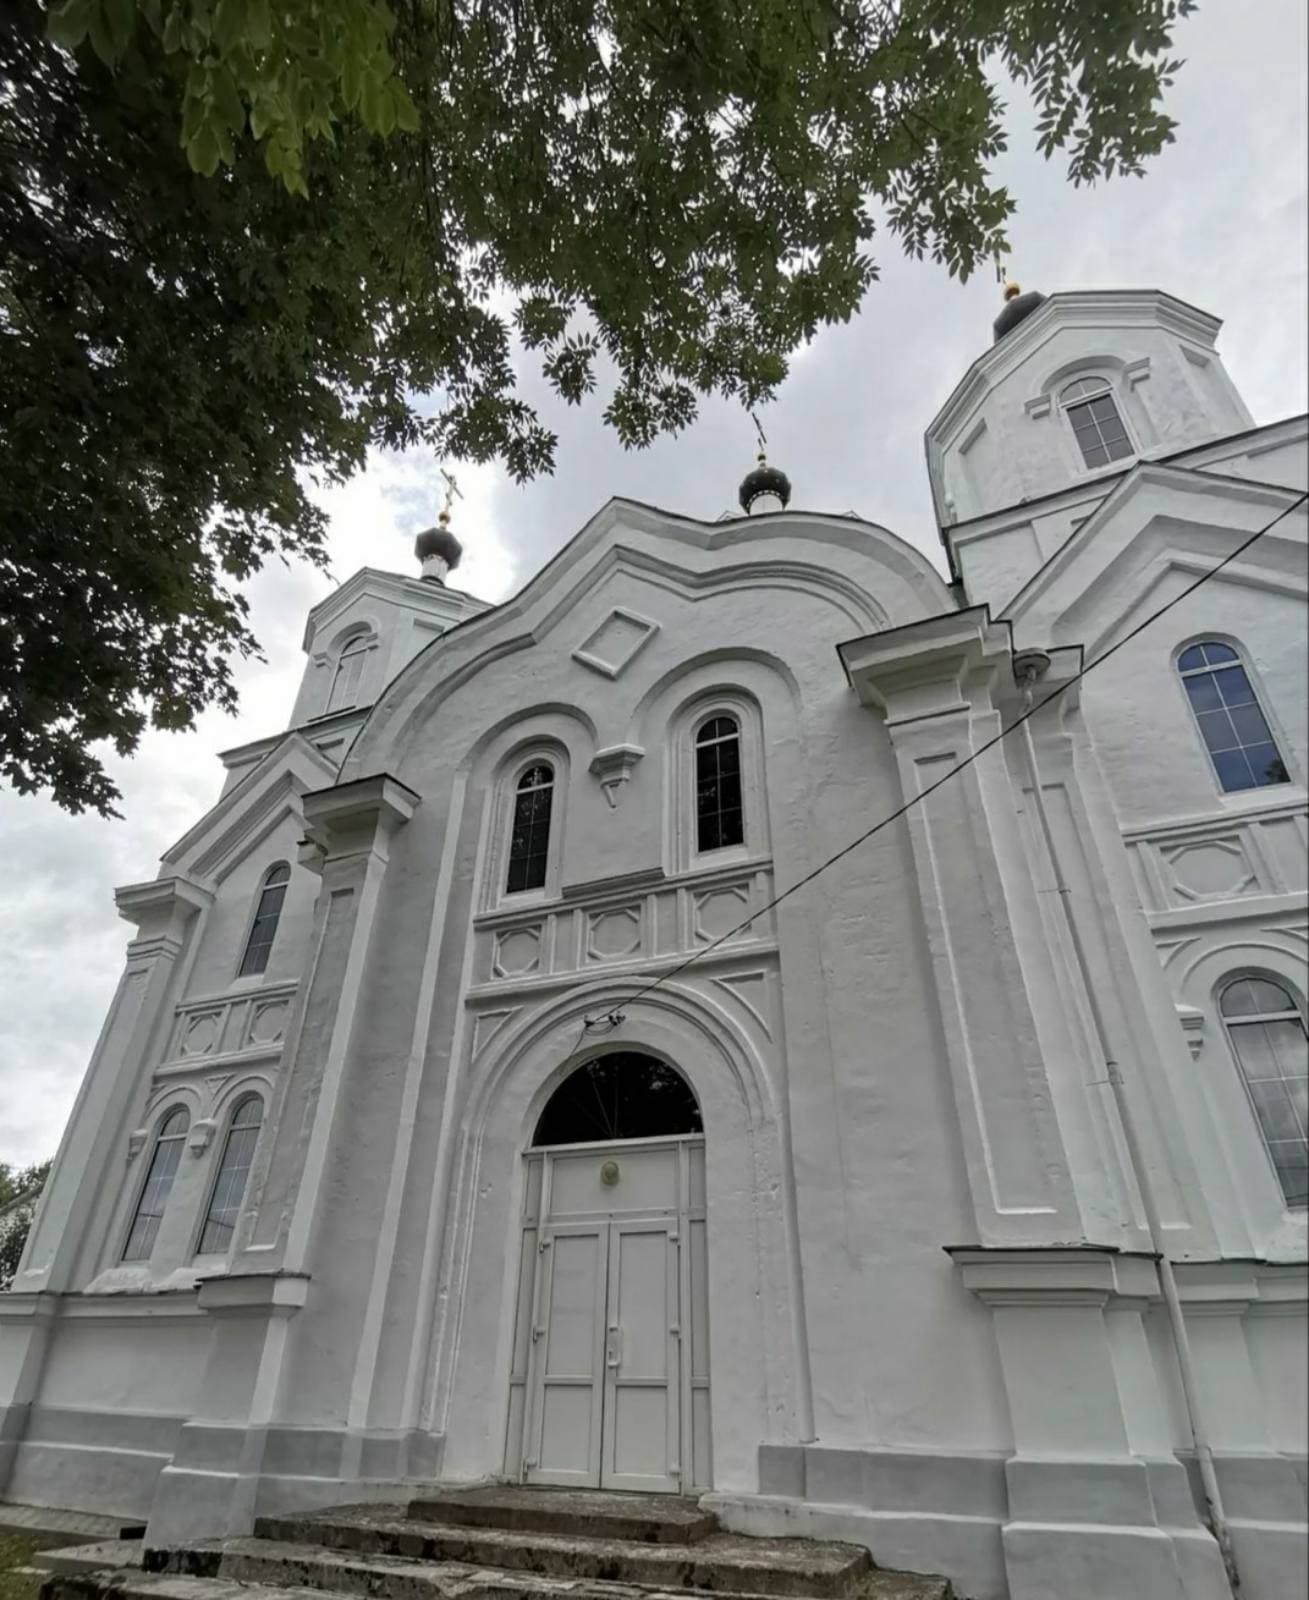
[37,1486,954,1600]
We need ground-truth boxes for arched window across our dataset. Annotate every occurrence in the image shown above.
[695,715,744,852]
[1177,641,1289,793]
[197,1096,263,1254]
[1060,377,1133,469]
[238,862,291,978]
[1220,977,1308,1208]
[534,1053,703,1146]
[122,1107,189,1261]
[506,764,554,894]
[327,633,371,713]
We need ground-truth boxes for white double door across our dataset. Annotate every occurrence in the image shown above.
[515,1137,709,1493]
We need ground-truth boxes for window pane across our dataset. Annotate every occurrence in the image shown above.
[1178,646,1207,672]
[696,726,744,851]
[1247,745,1289,787]
[1183,673,1223,713]
[239,874,289,978]
[506,768,553,893]
[122,1116,189,1262]
[1103,432,1134,462]
[1201,642,1238,665]
[1228,702,1273,746]
[1195,708,1237,752]
[533,1053,702,1145]
[1080,441,1110,468]
[198,1100,263,1255]
[1211,748,1255,792]
[1213,666,1256,707]
[1226,990,1309,1209]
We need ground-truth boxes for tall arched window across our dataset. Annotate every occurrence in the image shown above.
[238,862,291,978]
[197,1096,264,1254]
[1220,977,1308,1208]
[1060,377,1133,469]
[122,1107,189,1261]
[695,715,743,852]
[506,765,554,893]
[1177,641,1289,793]
[327,633,371,713]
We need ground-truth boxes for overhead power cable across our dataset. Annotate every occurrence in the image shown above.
[586,487,1307,1027]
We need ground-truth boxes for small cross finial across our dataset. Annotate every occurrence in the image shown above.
[749,408,768,463]
[439,469,463,527]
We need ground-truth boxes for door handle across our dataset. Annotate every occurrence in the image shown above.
[605,1324,623,1369]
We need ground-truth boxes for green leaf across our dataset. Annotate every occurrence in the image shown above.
[47,0,93,50]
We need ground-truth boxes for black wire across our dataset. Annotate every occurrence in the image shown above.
[592,488,1308,1023]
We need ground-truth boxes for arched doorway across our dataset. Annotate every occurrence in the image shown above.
[506,1052,710,1494]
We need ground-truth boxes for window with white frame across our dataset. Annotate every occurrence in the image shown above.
[326,632,371,713]
[1219,976,1308,1208]
[122,1107,189,1261]
[695,715,744,852]
[197,1095,263,1254]
[506,764,554,893]
[1177,641,1290,793]
[1059,377,1133,469]
[238,862,291,978]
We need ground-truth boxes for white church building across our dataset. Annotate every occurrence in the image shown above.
[2,284,1306,1600]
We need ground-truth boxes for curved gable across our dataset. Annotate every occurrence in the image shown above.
[343,496,952,781]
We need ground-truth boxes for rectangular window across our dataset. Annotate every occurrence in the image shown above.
[1068,394,1133,469]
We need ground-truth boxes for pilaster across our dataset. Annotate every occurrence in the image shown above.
[0,874,211,1498]
[951,1247,1230,1600]
[838,610,1084,1244]
[13,873,214,1297]
[146,774,419,1543]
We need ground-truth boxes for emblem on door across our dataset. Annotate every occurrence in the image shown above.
[600,1159,621,1186]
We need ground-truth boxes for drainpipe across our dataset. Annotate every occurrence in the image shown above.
[1012,649,1240,1598]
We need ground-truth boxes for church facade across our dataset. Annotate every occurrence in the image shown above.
[1,285,1306,1600]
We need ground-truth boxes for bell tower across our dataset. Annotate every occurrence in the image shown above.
[924,284,1255,602]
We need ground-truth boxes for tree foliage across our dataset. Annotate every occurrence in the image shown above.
[0,1159,51,1291]
[3,0,1193,813]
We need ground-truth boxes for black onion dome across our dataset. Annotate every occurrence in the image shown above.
[414,522,463,575]
[738,459,792,513]
[992,286,1047,343]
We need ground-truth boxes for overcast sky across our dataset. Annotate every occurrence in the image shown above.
[2,1,1306,1169]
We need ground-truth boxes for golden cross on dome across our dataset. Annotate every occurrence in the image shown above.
[748,408,769,464]
[438,468,463,526]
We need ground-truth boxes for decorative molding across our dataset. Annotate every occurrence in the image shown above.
[561,864,667,903]
[710,971,773,1038]
[1125,356,1152,387]
[493,925,542,979]
[693,882,752,944]
[588,743,645,809]
[587,904,643,962]
[1176,1004,1205,1059]
[948,1247,1160,1307]
[471,1008,519,1059]
[571,607,660,679]
[187,1118,217,1154]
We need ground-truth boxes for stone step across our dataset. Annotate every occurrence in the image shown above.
[231,1509,874,1598]
[28,1538,145,1575]
[45,1565,949,1600]
[0,1503,140,1545]
[405,1486,719,1545]
[143,1536,950,1600]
